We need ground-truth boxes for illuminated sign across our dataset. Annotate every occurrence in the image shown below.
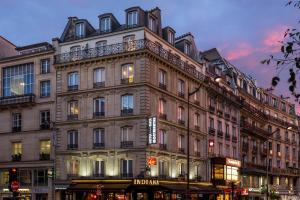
[248,188,261,193]
[148,117,157,144]
[133,179,159,185]
[209,139,214,147]
[226,158,241,167]
[147,157,157,166]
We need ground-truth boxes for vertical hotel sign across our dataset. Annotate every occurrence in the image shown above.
[148,117,157,144]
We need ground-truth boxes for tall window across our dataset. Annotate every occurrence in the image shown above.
[123,35,135,51]
[178,163,185,176]
[148,16,156,32]
[75,23,85,37]
[218,143,223,156]
[68,100,79,120]
[93,68,105,87]
[158,160,167,176]
[40,110,50,129]
[68,72,79,90]
[121,94,133,115]
[217,121,222,131]
[94,160,105,176]
[121,126,132,142]
[158,98,165,114]
[232,126,236,137]
[194,113,200,127]
[40,59,50,74]
[121,64,134,83]
[209,117,214,128]
[178,79,185,96]
[3,63,34,97]
[100,17,111,32]
[12,113,21,132]
[34,169,48,186]
[159,69,167,88]
[93,97,105,117]
[67,159,79,175]
[225,124,229,135]
[127,11,138,26]
[233,147,237,158]
[194,139,200,154]
[168,31,174,44]
[95,41,107,55]
[40,140,50,159]
[93,128,105,148]
[121,160,133,177]
[40,80,50,97]
[159,130,167,145]
[12,142,22,156]
[178,106,184,121]
[67,130,78,149]
[184,43,190,55]
[178,134,184,149]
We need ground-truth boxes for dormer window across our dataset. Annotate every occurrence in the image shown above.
[100,17,111,33]
[75,23,85,38]
[127,11,138,27]
[184,43,190,55]
[148,16,156,32]
[168,31,174,44]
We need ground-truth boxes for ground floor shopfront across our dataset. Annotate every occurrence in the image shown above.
[54,179,220,200]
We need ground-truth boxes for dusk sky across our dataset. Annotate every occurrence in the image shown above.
[1,0,299,104]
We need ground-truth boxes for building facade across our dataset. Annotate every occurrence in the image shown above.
[0,43,56,200]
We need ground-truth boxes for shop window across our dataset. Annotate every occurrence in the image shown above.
[34,169,48,186]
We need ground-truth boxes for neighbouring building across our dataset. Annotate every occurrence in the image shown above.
[0,42,56,199]
[52,6,212,200]
[0,36,18,59]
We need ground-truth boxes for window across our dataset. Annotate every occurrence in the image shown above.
[3,63,34,97]
[178,79,185,96]
[12,113,21,132]
[213,164,224,180]
[158,98,166,115]
[40,80,50,97]
[168,31,174,44]
[194,139,200,153]
[94,160,105,176]
[95,41,107,55]
[158,160,167,176]
[121,126,131,142]
[121,94,133,115]
[277,160,281,168]
[233,147,237,158]
[178,163,185,176]
[67,159,79,175]
[226,166,238,181]
[159,130,167,145]
[93,128,105,148]
[217,121,222,131]
[218,143,223,156]
[127,11,138,26]
[178,106,184,121]
[268,125,272,133]
[68,100,79,120]
[194,113,200,127]
[12,142,22,155]
[226,145,230,157]
[93,97,105,117]
[232,126,236,137]
[281,102,286,111]
[40,110,50,129]
[40,59,50,74]
[93,68,105,86]
[75,23,85,37]
[68,72,79,90]
[100,17,111,32]
[209,118,214,128]
[277,143,281,153]
[40,140,50,160]
[148,16,156,32]
[123,35,135,51]
[273,98,278,108]
[67,130,78,149]
[178,134,184,149]
[225,124,229,135]
[34,169,48,186]
[184,43,190,55]
[121,64,134,83]
[159,69,167,88]
[121,160,133,177]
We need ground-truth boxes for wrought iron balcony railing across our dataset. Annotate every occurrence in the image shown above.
[67,114,78,120]
[93,142,105,149]
[93,81,105,88]
[159,143,167,150]
[40,123,50,130]
[67,144,78,150]
[11,154,22,162]
[68,85,78,91]
[121,141,133,148]
[39,153,50,160]
[121,108,133,116]
[12,126,21,133]
[159,113,167,120]
[208,127,216,135]
[159,82,167,90]
[54,39,205,82]
[93,112,105,118]
[0,93,35,107]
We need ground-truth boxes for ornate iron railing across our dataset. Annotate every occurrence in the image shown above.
[54,39,205,81]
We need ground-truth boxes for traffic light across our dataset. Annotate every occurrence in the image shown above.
[9,168,18,192]
[90,194,97,199]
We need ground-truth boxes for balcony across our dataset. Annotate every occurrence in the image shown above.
[121,173,133,178]
[93,142,105,149]
[178,148,185,154]
[217,130,223,138]
[67,144,78,150]
[39,153,50,161]
[67,114,78,120]
[121,108,133,116]
[194,125,200,131]
[121,78,133,84]
[93,81,105,88]
[224,113,230,120]
[178,119,185,126]
[209,106,215,113]
[93,112,105,118]
[209,127,216,136]
[121,141,133,148]
[159,82,167,90]
[11,154,22,162]
[232,136,237,143]
[240,121,269,139]
[225,133,230,141]
[0,93,35,109]
[159,113,167,120]
[12,126,21,133]
[40,123,50,130]
[159,144,167,150]
[68,85,78,91]
[178,92,185,98]
[93,173,104,178]
[195,151,201,157]
[54,39,205,82]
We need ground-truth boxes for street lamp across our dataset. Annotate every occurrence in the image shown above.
[214,76,222,83]
[265,126,292,200]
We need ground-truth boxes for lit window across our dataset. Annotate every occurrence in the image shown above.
[158,98,165,114]
[123,35,135,51]
[121,64,134,83]
[12,142,22,155]
[194,113,200,127]
[40,80,50,97]
[127,11,138,26]
[40,59,50,74]
[178,163,185,176]
[67,159,79,175]
[213,164,224,180]
[100,17,111,32]
[178,106,184,121]
[68,100,79,116]
[226,166,238,181]
[75,23,85,38]
[40,140,50,155]
[68,72,79,87]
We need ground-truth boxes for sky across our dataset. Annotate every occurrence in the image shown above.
[1,0,299,105]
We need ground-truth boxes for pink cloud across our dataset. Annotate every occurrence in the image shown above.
[226,42,255,60]
[262,25,288,53]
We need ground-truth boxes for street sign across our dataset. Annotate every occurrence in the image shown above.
[11,181,20,192]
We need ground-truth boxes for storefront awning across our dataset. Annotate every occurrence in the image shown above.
[68,183,130,192]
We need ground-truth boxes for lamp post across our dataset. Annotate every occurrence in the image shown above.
[265,126,292,200]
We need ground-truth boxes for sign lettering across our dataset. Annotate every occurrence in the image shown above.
[148,117,157,144]
[133,179,159,185]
